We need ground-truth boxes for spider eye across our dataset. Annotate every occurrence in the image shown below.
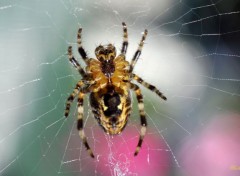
[95,45,104,54]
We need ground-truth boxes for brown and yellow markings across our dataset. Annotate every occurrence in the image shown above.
[99,92,131,135]
[86,59,108,91]
[111,56,130,90]
[86,57,130,92]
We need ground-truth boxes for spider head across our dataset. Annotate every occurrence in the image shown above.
[95,44,116,61]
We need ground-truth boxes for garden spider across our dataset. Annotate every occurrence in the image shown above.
[65,22,167,158]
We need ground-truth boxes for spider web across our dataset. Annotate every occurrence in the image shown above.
[1,0,240,175]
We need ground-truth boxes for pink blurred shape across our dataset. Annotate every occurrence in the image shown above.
[94,126,171,176]
[179,114,240,176]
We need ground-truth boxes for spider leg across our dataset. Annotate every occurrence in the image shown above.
[77,90,94,158]
[77,28,89,63]
[130,83,147,156]
[68,46,86,77]
[129,29,148,73]
[132,73,167,100]
[121,22,128,55]
[64,81,85,118]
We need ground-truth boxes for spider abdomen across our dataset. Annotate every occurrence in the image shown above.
[90,89,131,135]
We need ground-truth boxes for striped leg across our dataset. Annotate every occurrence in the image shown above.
[64,81,85,118]
[77,28,89,63]
[133,73,167,100]
[68,46,86,77]
[77,91,94,158]
[129,29,148,73]
[121,22,128,55]
[130,83,147,156]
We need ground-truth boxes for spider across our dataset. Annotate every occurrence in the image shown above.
[64,22,167,158]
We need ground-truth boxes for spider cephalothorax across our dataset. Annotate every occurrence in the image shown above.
[65,22,167,158]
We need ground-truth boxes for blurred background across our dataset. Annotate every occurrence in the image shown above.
[0,0,240,175]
